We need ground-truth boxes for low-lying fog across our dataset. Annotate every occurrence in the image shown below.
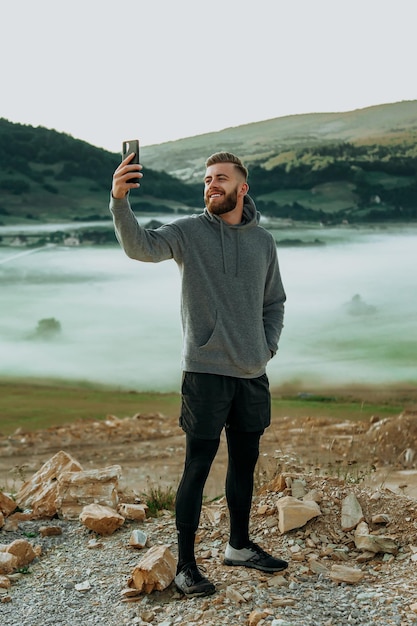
[1,223,416,392]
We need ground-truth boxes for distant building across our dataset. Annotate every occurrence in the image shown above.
[63,235,80,246]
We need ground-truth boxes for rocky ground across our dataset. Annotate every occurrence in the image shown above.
[1,407,417,625]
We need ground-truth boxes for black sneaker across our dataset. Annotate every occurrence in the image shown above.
[224,541,288,573]
[174,562,216,597]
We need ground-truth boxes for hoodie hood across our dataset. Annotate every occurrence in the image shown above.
[203,194,260,228]
[203,195,260,276]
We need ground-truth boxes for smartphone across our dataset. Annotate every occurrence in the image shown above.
[122,140,140,184]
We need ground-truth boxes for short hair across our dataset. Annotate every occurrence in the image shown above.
[205,152,248,181]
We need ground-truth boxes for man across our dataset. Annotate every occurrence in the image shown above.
[110,151,288,597]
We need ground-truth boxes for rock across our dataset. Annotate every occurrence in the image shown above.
[0,553,18,575]
[291,478,307,499]
[308,556,329,574]
[354,521,398,554]
[15,451,83,517]
[202,504,226,526]
[57,465,121,520]
[258,473,287,494]
[79,504,125,535]
[5,539,40,568]
[303,489,322,503]
[248,609,269,626]
[0,492,17,516]
[75,580,91,592]
[329,564,365,584]
[129,529,148,549]
[120,587,142,600]
[0,512,3,529]
[117,503,147,521]
[0,575,11,589]
[273,597,296,607]
[226,586,247,603]
[39,526,63,537]
[128,544,176,593]
[266,574,288,588]
[371,513,391,525]
[341,493,364,531]
[1,516,18,532]
[87,538,104,549]
[276,495,321,533]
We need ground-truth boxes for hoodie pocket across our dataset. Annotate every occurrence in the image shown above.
[193,312,271,374]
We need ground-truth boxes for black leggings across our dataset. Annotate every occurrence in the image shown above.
[175,429,262,542]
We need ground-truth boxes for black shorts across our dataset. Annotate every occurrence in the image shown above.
[179,372,271,440]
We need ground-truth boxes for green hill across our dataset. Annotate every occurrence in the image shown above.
[1,100,417,225]
[0,119,201,224]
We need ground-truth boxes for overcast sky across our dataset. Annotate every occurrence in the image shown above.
[1,0,416,153]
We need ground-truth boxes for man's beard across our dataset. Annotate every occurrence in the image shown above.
[205,187,238,216]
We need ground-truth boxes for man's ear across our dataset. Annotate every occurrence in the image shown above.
[240,182,249,196]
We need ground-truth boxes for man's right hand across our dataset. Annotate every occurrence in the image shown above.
[112,152,143,199]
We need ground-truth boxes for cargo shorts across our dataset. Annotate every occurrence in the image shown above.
[179,371,271,440]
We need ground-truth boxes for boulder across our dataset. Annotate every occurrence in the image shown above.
[128,545,176,593]
[79,504,125,536]
[0,553,18,575]
[15,451,83,517]
[341,493,364,531]
[276,495,321,533]
[57,465,121,520]
[0,492,17,516]
[117,503,147,521]
[5,539,40,568]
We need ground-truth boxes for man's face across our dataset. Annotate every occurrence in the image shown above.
[204,163,246,216]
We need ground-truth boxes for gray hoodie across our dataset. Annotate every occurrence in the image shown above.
[110,194,286,379]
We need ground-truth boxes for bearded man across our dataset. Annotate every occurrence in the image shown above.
[110,151,288,597]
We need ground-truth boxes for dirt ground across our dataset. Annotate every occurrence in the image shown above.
[2,405,417,502]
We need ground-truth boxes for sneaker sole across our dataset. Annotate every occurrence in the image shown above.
[223,557,288,573]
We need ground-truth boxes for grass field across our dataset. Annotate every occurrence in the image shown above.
[0,378,412,437]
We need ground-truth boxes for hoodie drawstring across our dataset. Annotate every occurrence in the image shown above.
[219,221,240,277]
[220,220,227,274]
[235,230,240,278]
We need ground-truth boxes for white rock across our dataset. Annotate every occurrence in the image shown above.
[341,493,364,531]
[276,496,321,533]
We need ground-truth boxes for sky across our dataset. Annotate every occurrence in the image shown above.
[1,0,416,154]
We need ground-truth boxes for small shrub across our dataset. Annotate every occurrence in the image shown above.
[33,318,62,339]
[143,482,176,518]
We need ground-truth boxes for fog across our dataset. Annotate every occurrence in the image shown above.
[1,223,416,392]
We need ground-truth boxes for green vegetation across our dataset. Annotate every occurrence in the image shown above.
[143,483,176,517]
[1,101,417,226]
[0,380,181,435]
[0,379,409,437]
[0,118,201,223]
[251,140,417,223]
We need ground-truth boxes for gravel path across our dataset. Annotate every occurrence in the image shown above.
[2,506,417,626]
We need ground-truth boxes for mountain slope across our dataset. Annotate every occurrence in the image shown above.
[141,100,417,181]
[0,119,201,223]
[1,100,417,225]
